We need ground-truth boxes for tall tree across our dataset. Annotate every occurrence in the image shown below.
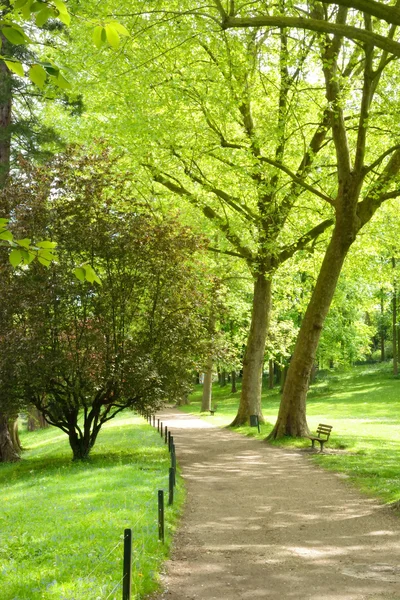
[82,9,336,425]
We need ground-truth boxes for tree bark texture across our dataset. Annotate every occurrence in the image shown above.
[0,49,12,188]
[231,275,272,426]
[267,226,352,438]
[8,417,22,453]
[0,411,20,462]
[201,358,213,412]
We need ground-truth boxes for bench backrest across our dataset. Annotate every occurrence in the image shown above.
[316,423,332,439]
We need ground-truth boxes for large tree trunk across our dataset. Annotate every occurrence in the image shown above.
[267,227,352,439]
[231,275,272,426]
[201,358,213,412]
[69,431,92,461]
[8,417,22,453]
[0,40,12,189]
[0,411,20,462]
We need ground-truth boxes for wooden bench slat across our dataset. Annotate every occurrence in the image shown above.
[307,423,333,452]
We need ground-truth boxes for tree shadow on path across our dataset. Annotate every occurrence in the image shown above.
[150,409,400,600]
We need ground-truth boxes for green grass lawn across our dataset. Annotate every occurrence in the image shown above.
[0,413,182,600]
[182,363,400,505]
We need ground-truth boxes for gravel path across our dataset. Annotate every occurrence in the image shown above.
[150,409,400,600]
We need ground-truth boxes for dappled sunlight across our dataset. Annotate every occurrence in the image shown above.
[153,408,400,600]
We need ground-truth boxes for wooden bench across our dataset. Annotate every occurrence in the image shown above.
[307,424,332,452]
[209,406,217,416]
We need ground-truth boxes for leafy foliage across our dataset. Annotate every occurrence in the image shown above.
[4,148,209,459]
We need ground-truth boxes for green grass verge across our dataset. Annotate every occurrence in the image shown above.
[0,412,183,600]
[182,363,400,505]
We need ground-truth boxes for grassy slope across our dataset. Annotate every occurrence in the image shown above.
[181,363,400,505]
[0,413,182,600]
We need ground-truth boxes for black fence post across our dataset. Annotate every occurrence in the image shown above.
[122,528,132,600]
[160,422,163,437]
[158,490,165,543]
[172,444,176,485]
[164,425,168,444]
[157,418,160,432]
[169,434,173,452]
[169,468,174,505]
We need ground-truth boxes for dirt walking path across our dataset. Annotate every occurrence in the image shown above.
[151,409,400,600]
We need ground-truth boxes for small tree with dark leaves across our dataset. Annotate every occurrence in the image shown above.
[12,151,208,459]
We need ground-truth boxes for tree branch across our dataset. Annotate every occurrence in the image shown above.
[259,155,335,205]
[144,164,255,262]
[318,0,400,27]
[363,144,400,176]
[277,218,335,264]
[222,16,400,57]
[357,148,400,226]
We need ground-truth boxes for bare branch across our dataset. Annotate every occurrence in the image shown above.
[144,164,255,261]
[277,218,335,264]
[357,149,400,226]
[363,144,400,176]
[258,156,335,205]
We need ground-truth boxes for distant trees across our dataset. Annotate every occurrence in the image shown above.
[1,150,208,460]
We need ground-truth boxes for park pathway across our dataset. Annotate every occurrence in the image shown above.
[150,409,400,600]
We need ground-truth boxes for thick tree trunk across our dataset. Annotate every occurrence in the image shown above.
[267,228,352,439]
[8,417,22,453]
[231,275,272,426]
[0,412,20,462]
[201,358,213,412]
[0,46,12,188]
[231,370,237,393]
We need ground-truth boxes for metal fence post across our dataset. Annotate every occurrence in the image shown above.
[172,444,176,485]
[122,528,132,600]
[158,490,165,543]
[164,425,168,444]
[169,468,174,505]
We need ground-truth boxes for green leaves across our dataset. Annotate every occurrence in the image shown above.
[0,221,58,269]
[9,248,36,267]
[12,0,71,26]
[74,264,102,285]
[29,64,47,88]
[5,60,24,76]
[93,22,130,49]
[2,26,28,45]
[53,0,70,26]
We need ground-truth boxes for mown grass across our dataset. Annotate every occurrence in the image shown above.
[0,412,183,600]
[182,363,400,505]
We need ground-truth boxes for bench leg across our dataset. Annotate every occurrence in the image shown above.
[311,440,315,449]
[319,440,325,452]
